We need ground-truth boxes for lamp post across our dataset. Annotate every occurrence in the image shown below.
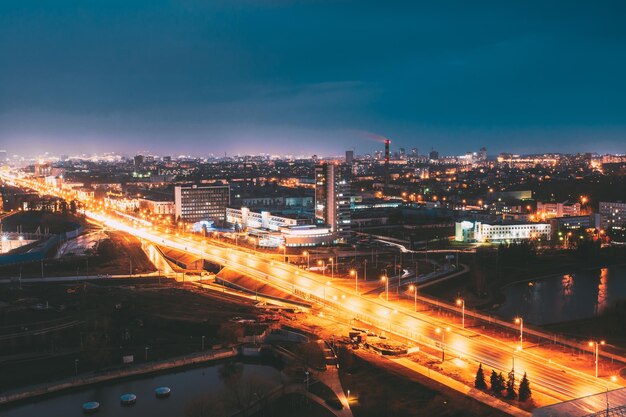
[279,245,287,263]
[328,257,334,278]
[515,317,524,350]
[302,251,310,269]
[589,340,606,378]
[381,275,388,301]
[145,346,150,361]
[350,269,358,294]
[409,284,417,312]
[435,327,450,362]
[456,298,465,329]
[201,335,205,351]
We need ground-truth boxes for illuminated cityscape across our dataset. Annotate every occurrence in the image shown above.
[2,2,626,417]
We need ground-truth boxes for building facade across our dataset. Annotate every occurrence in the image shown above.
[537,202,581,218]
[226,207,305,231]
[456,220,551,243]
[139,198,175,215]
[174,184,230,223]
[314,163,351,242]
[600,201,626,230]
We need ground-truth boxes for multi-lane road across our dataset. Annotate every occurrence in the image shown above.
[2,172,623,404]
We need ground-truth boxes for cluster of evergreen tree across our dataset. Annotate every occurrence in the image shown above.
[474,363,531,402]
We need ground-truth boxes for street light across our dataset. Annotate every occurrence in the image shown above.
[279,245,287,263]
[318,259,325,276]
[435,327,451,362]
[381,275,388,301]
[350,269,358,294]
[302,251,310,269]
[409,284,417,312]
[328,257,334,278]
[515,317,524,350]
[588,340,606,378]
[456,298,465,329]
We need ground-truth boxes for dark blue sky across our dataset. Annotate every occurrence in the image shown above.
[1,1,626,157]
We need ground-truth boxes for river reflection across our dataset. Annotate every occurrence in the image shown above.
[0,361,281,417]
[496,267,626,325]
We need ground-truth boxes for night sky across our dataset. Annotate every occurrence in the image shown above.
[1,1,626,157]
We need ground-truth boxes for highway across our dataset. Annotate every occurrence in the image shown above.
[3,172,623,403]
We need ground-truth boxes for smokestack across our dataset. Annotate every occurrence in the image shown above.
[384,139,390,187]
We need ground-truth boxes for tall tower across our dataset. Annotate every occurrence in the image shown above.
[315,163,351,242]
[384,139,390,187]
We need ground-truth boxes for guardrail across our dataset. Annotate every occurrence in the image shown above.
[411,292,626,364]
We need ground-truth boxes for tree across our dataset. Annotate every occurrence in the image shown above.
[490,370,505,396]
[506,369,517,399]
[475,363,487,390]
[519,372,532,402]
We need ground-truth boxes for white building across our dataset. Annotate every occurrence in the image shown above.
[139,198,175,215]
[456,221,551,243]
[226,207,334,247]
[226,207,302,231]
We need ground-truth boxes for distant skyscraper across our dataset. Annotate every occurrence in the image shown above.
[134,155,144,166]
[429,149,439,160]
[163,156,172,163]
[399,148,406,160]
[174,184,230,224]
[478,147,487,162]
[411,148,418,158]
[315,163,351,242]
[384,139,390,186]
[0,150,7,163]
[345,150,354,164]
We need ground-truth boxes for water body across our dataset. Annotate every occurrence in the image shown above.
[496,266,626,325]
[0,361,281,417]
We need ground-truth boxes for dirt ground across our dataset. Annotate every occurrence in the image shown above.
[0,230,156,278]
[0,279,259,391]
[337,347,509,417]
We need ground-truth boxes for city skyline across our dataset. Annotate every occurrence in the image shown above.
[2,1,626,156]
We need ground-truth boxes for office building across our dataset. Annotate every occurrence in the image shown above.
[345,150,354,164]
[174,184,230,224]
[455,220,551,243]
[315,163,351,242]
[133,155,144,166]
[600,201,626,230]
[139,197,175,215]
[537,202,581,218]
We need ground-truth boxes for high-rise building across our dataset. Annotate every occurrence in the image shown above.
[345,150,354,164]
[411,148,418,158]
[315,163,351,242]
[384,139,390,186]
[399,148,406,160]
[0,150,7,163]
[478,147,487,162]
[174,184,230,224]
[134,155,144,166]
[429,149,439,160]
[600,201,626,230]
